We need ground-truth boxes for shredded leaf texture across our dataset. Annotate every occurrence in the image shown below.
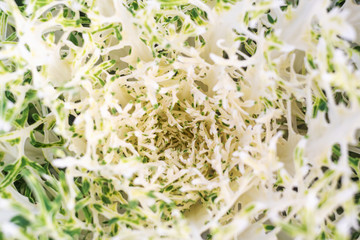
[0,0,359,239]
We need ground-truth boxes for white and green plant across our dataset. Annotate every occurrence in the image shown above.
[0,0,359,239]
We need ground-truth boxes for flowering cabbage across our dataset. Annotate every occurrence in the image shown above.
[0,0,359,239]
